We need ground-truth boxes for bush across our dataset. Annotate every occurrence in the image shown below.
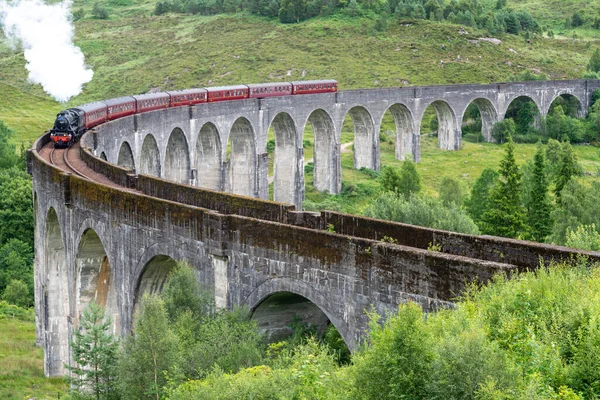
[92,2,109,19]
[2,279,30,308]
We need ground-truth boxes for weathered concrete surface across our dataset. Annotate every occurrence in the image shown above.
[92,80,600,206]
[32,80,600,377]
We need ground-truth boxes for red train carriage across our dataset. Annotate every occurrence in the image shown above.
[105,97,136,121]
[78,102,108,129]
[206,85,249,102]
[291,80,338,95]
[167,89,208,107]
[247,82,293,99]
[133,93,171,113]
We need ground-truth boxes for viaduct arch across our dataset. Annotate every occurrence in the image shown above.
[31,80,600,377]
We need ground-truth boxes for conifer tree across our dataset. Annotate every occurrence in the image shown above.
[466,168,499,225]
[525,146,553,242]
[480,137,526,238]
[66,302,119,400]
[554,141,581,202]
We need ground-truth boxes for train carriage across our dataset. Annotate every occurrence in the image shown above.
[105,97,136,121]
[206,85,249,102]
[134,93,171,113]
[167,89,208,107]
[247,82,293,99]
[78,102,108,129]
[291,80,338,95]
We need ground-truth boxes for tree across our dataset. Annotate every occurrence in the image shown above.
[278,0,307,23]
[66,302,119,400]
[551,180,600,244]
[480,137,526,238]
[379,166,402,194]
[438,176,466,207]
[162,261,213,323]
[0,169,34,247]
[2,279,30,308]
[491,119,516,144]
[466,168,499,226]
[0,238,33,300]
[398,160,421,198]
[554,141,581,202]
[118,295,180,400]
[0,122,18,169]
[524,146,553,242]
[588,49,600,73]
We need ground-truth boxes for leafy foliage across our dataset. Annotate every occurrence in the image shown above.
[465,167,498,226]
[365,192,479,234]
[438,176,466,206]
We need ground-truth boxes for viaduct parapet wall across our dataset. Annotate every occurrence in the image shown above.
[31,80,600,377]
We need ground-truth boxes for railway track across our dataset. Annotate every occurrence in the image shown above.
[49,145,89,180]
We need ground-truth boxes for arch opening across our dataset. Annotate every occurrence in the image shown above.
[548,93,583,118]
[342,106,375,170]
[196,122,222,190]
[503,96,541,143]
[75,229,119,334]
[134,255,177,310]
[462,98,498,143]
[44,208,69,376]
[305,109,337,193]
[165,128,190,184]
[251,292,349,355]
[382,104,414,161]
[228,118,256,197]
[420,100,458,151]
[140,134,161,177]
[271,113,297,204]
[117,141,135,171]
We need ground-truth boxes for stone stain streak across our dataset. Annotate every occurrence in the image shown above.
[30,80,600,377]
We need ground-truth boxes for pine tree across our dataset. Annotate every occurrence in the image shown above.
[466,168,499,226]
[66,302,119,400]
[525,146,553,242]
[554,141,581,202]
[480,137,526,238]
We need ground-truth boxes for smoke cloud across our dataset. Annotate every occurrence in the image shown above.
[0,0,94,103]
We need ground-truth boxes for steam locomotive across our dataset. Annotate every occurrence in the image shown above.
[49,80,338,148]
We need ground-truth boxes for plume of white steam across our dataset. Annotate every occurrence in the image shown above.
[0,0,93,102]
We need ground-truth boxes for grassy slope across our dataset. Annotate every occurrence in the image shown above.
[0,319,67,399]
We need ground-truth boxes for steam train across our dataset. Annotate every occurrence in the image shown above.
[49,80,338,148]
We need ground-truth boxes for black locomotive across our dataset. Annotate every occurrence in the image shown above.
[49,108,85,148]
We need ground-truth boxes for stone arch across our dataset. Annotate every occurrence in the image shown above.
[139,134,161,177]
[100,152,107,161]
[133,255,177,311]
[421,100,459,151]
[503,95,541,133]
[196,122,222,190]
[165,128,191,184]
[546,93,584,118]
[502,95,542,120]
[245,277,353,350]
[306,109,338,194]
[270,112,298,204]
[228,117,256,197]
[44,207,69,376]
[462,98,498,142]
[75,228,119,334]
[383,104,415,161]
[117,141,135,171]
[343,106,376,170]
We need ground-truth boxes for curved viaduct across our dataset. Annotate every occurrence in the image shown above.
[30,80,600,377]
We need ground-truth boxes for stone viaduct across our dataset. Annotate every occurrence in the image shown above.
[30,79,600,377]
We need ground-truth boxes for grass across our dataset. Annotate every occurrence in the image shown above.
[0,318,68,399]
